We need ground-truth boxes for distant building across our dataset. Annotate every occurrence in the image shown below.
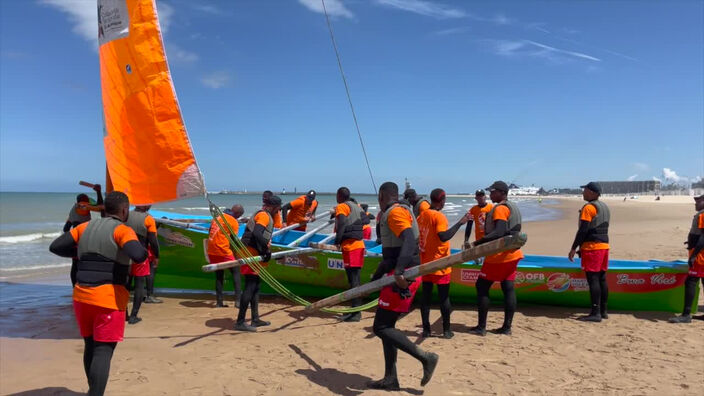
[595,180,661,195]
[509,186,540,196]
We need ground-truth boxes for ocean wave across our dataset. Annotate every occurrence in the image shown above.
[0,262,71,272]
[0,232,62,244]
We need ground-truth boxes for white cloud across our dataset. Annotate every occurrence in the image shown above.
[191,3,223,15]
[633,162,649,171]
[298,0,354,19]
[166,44,198,63]
[627,174,638,181]
[662,168,687,183]
[41,0,174,45]
[484,39,601,63]
[201,71,231,89]
[432,26,470,36]
[375,0,465,19]
[652,176,662,182]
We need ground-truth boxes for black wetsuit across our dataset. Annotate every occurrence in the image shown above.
[129,225,160,321]
[64,192,104,286]
[572,215,609,319]
[236,220,271,326]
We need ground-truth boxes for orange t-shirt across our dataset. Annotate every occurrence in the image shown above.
[273,211,283,229]
[417,209,451,275]
[579,203,610,251]
[71,221,140,311]
[286,195,318,225]
[239,211,273,266]
[387,205,414,238]
[469,203,493,241]
[144,214,157,233]
[416,200,430,217]
[690,212,704,266]
[335,203,365,252]
[484,205,524,264]
[207,213,239,257]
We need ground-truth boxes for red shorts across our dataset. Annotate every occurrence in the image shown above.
[130,249,154,276]
[480,259,521,282]
[208,254,235,264]
[363,227,372,240]
[689,263,704,277]
[342,248,365,268]
[422,273,451,285]
[378,271,421,313]
[73,300,126,342]
[581,249,609,272]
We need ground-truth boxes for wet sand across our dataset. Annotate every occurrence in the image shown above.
[1,196,703,395]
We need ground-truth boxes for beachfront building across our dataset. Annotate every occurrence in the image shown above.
[595,180,661,195]
[509,186,541,196]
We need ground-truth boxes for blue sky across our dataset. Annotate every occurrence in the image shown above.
[1,0,702,194]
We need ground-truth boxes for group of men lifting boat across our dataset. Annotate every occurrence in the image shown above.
[48,181,704,394]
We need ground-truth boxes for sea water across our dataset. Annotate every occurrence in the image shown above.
[0,192,559,278]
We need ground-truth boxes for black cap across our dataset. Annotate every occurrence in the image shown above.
[403,188,417,200]
[580,182,602,194]
[306,190,316,199]
[486,181,509,193]
[695,194,704,201]
[267,196,282,207]
[475,189,485,196]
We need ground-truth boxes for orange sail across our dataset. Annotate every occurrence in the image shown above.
[98,0,205,204]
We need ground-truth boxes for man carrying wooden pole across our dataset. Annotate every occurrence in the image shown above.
[364,181,439,391]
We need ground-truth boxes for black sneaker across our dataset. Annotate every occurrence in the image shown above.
[421,352,439,386]
[234,322,257,332]
[366,378,400,391]
[127,316,142,325]
[215,302,229,308]
[578,314,602,322]
[490,327,512,335]
[144,296,163,304]
[442,330,454,339]
[343,312,361,322]
[251,319,271,327]
[421,328,431,338]
[668,315,692,324]
[468,326,486,336]
[600,311,609,319]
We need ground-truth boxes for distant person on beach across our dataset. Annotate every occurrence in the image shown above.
[367,182,438,390]
[360,203,375,240]
[333,187,366,322]
[207,204,244,308]
[281,190,318,231]
[64,184,105,286]
[464,189,494,248]
[124,205,161,324]
[569,182,611,322]
[418,188,470,339]
[262,190,283,228]
[235,196,281,332]
[49,191,147,396]
[669,194,704,323]
[468,181,523,336]
[403,188,430,218]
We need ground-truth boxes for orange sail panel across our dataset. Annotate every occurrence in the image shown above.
[98,0,204,205]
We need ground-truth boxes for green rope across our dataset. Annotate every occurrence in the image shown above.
[207,200,377,314]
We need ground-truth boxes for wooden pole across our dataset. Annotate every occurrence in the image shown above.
[79,180,96,188]
[155,217,209,232]
[287,219,334,247]
[304,233,527,313]
[272,222,304,237]
[201,247,318,272]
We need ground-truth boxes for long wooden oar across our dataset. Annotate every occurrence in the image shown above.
[304,233,527,313]
[287,219,335,247]
[79,180,97,188]
[155,217,209,232]
[272,222,304,237]
[308,241,383,257]
[201,247,318,272]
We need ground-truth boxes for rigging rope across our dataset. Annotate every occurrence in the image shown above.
[320,0,377,193]
[207,198,377,314]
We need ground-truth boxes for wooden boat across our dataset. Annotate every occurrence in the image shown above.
[152,210,695,313]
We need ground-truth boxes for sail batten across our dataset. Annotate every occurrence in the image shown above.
[98,0,205,205]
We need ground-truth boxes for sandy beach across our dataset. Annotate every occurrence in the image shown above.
[1,196,702,395]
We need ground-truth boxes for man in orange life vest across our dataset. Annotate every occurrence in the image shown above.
[49,191,147,396]
[568,182,611,322]
[361,203,375,240]
[669,194,704,323]
[403,188,430,218]
[64,184,105,287]
[262,190,283,228]
[333,187,366,322]
[281,190,318,231]
[367,182,438,391]
[418,188,470,339]
[235,196,281,332]
[464,189,494,248]
[208,204,244,308]
[468,181,523,336]
[124,205,161,324]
